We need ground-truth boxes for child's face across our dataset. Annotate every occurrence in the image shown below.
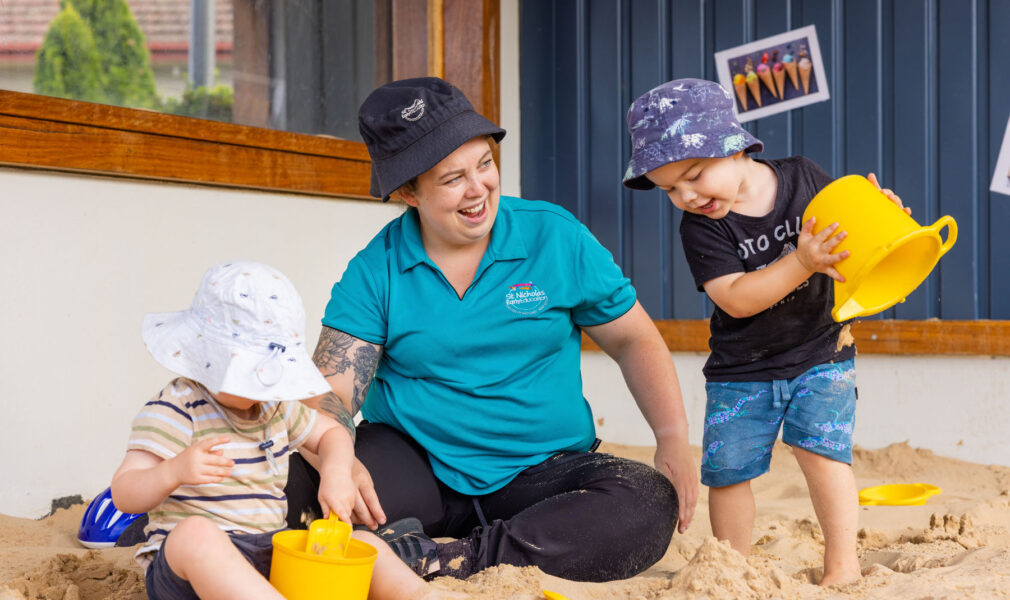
[212,391,259,413]
[645,152,747,219]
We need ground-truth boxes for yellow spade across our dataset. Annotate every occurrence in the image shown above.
[543,591,570,600]
[858,483,942,506]
[305,513,352,557]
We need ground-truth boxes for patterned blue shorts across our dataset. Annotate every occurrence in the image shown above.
[700,359,856,488]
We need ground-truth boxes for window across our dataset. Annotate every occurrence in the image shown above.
[0,0,500,199]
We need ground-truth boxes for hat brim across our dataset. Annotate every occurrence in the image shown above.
[142,312,329,402]
[371,110,506,201]
[623,127,763,191]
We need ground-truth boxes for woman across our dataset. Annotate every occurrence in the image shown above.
[290,77,698,582]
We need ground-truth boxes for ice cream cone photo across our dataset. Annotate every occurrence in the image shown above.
[798,44,812,94]
[783,45,799,90]
[773,63,786,98]
[744,57,763,107]
[713,25,830,122]
[733,73,748,110]
[772,50,786,98]
[757,52,778,98]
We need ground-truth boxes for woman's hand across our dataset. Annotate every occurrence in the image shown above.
[867,172,910,215]
[654,439,698,533]
[350,458,386,529]
[795,217,849,282]
[167,435,234,486]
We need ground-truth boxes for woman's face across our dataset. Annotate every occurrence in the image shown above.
[399,137,500,252]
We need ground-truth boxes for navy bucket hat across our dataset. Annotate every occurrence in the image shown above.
[623,78,763,190]
[358,77,506,201]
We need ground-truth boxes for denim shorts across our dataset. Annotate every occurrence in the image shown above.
[145,530,277,600]
[700,359,856,488]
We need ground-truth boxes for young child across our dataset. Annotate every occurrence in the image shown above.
[622,79,907,586]
[110,260,450,600]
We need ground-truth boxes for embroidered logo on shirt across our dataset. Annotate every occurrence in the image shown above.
[401,99,425,121]
[505,282,549,315]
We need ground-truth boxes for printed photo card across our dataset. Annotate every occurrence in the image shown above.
[714,25,829,122]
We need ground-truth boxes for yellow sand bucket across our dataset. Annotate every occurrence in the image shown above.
[802,175,957,321]
[270,530,377,600]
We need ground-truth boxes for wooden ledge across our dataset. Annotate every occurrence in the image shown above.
[0,90,374,199]
[581,319,1010,357]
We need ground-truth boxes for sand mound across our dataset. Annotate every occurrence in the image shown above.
[2,552,145,600]
[663,537,794,599]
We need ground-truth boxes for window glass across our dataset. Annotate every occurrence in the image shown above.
[0,0,390,142]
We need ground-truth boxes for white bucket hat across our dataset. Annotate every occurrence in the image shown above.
[142,261,328,402]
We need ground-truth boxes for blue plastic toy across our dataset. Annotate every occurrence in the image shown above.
[77,487,145,548]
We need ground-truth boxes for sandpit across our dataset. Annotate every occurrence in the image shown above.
[4,441,1010,599]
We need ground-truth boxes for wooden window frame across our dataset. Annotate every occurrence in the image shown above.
[0,0,499,200]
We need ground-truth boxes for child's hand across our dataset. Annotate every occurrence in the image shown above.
[168,435,234,486]
[867,172,910,215]
[795,217,849,282]
[318,472,356,524]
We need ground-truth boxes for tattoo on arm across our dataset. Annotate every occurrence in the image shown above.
[312,326,383,415]
[313,327,354,377]
[317,391,356,440]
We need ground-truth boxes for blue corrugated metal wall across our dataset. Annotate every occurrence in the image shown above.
[519,0,1010,320]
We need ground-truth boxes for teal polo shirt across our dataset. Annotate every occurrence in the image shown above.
[322,196,636,495]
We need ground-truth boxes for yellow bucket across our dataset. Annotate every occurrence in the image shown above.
[269,530,377,600]
[802,175,957,321]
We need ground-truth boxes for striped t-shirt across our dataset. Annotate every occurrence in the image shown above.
[127,377,317,569]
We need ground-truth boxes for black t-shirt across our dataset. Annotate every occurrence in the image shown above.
[680,155,856,381]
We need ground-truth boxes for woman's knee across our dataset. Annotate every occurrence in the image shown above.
[612,461,679,548]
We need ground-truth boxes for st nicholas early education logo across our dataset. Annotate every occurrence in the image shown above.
[505,282,549,315]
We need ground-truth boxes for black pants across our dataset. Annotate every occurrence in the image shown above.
[285,422,678,582]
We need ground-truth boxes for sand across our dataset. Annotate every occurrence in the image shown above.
[4,441,1010,599]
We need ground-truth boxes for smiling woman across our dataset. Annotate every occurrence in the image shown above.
[285,76,700,585]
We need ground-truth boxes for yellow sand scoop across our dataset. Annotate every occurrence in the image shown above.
[858,483,942,506]
[305,513,352,557]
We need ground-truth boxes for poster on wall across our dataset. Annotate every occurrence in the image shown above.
[713,25,829,123]
[991,115,1010,196]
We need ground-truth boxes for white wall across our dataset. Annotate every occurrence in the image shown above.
[499,0,521,198]
[0,167,402,517]
[583,351,1010,468]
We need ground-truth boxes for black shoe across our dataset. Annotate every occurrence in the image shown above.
[115,513,149,547]
[385,528,440,578]
[370,517,424,542]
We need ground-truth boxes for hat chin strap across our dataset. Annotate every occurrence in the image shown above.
[255,342,286,387]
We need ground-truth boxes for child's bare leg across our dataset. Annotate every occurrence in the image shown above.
[355,531,466,600]
[708,480,755,556]
[356,530,428,600]
[163,516,284,600]
[793,447,860,586]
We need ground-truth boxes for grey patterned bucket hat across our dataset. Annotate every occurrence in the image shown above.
[623,78,763,190]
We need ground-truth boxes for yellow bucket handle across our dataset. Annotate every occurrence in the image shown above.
[930,215,958,257]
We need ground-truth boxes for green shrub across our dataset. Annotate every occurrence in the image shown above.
[66,0,159,108]
[163,84,234,122]
[35,0,159,109]
[33,5,106,103]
